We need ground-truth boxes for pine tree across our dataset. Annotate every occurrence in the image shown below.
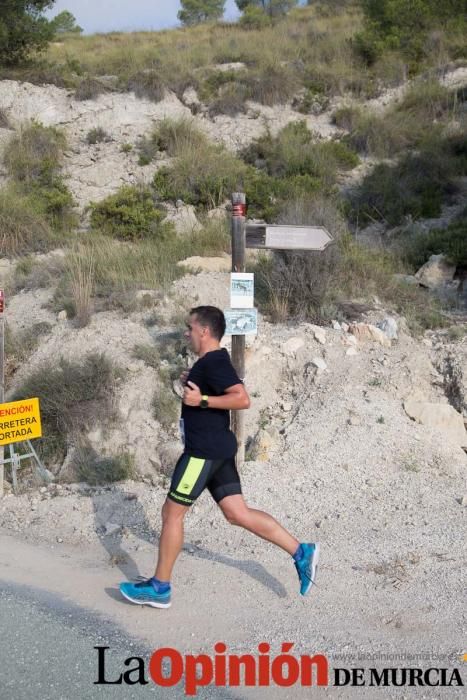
[0,1,56,65]
[235,0,298,18]
[178,0,225,26]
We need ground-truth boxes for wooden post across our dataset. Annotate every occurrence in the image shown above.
[0,290,4,497]
[231,193,246,467]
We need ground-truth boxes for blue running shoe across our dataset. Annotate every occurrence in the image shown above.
[294,543,319,596]
[119,578,171,608]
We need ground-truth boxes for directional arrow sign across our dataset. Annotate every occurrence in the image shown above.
[246,224,333,251]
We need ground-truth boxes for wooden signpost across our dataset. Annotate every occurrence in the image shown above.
[230,195,333,466]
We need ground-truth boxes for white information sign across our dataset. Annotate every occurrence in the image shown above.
[230,273,254,309]
[264,225,333,250]
[225,309,257,336]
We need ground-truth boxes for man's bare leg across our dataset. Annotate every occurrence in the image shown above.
[154,498,189,582]
[218,494,299,555]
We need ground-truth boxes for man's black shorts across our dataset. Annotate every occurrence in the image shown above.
[168,453,242,506]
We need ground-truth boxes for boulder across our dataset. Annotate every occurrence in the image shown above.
[177,255,231,273]
[311,357,327,371]
[349,323,391,348]
[163,203,201,235]
[404,400,467,447]
[415,254,456,290]
[207,206,228,221]
[377,317,398,340]
[310,325,326,345]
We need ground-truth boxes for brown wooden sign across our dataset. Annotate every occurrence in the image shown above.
[246,224,333,251]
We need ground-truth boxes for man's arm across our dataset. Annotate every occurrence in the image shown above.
[183,381,250,410]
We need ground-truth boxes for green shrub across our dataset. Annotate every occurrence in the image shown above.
[4,321,52,383]
[137,118,207,165]
[356,0,466,64]
[239,6,272,30]
[3,121,66,185]
[0,185,56,256]
[208,82,250,116]
[85,127,111,144]
[73,446,134,485]
[30,177,76,228]
[127,70,166,102]
[293,87,330,115]
[335,83,458,158]
[244,63,299,105]
[11,353,122,463]
[7,252,66,294]
[153,143,248,208]
[401,219,467,269]
[243,122,358,191]
[90,185,174,240]
[348,141,461,226]
[242,167,283,221]
[120,143,133,153]
[75,77,107,101]
[252,194,448,332]
[3,122,75,229]
[199,68,246,101]
[136,135,158,165]
[132,343,160,369]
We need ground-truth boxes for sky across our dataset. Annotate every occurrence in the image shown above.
[45,0,241,34]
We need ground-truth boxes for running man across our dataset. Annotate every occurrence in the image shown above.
[119,306,319,608]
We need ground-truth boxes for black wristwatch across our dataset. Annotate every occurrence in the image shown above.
[199,395,209,408]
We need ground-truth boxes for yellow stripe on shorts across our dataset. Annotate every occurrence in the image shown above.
[175,457,205,494]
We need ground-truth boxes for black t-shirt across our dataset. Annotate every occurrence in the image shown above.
[181,348,241,459]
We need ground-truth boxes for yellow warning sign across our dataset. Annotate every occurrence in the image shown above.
[0,398,42,446]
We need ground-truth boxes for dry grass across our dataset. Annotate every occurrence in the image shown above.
[66,245,95,327]
[43,6,368,100]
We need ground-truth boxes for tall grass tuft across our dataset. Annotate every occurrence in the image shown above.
[66,245,95,327]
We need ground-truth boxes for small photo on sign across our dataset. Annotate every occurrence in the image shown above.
[230,273,254,309]
[225,308,257,336]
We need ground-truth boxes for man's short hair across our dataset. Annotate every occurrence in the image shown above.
[190,306,226,340]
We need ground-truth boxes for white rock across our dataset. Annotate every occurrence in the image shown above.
[177,256,231,273]
[346,347,358,356]
[182,86,201,107]
[404,400,467,447]
[57,310,67,321]
[282,337,305,356]
[349,323,391,348]
[311,357,327,370]
[332,320,341,330]
[377,317,398,340]
[207,206,228,221]
[163,203,201,235]
[311,325,326,345]
[415,254,456,290]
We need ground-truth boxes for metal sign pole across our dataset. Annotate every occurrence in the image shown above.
[0,290,4,497]
[231,193,246,468]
